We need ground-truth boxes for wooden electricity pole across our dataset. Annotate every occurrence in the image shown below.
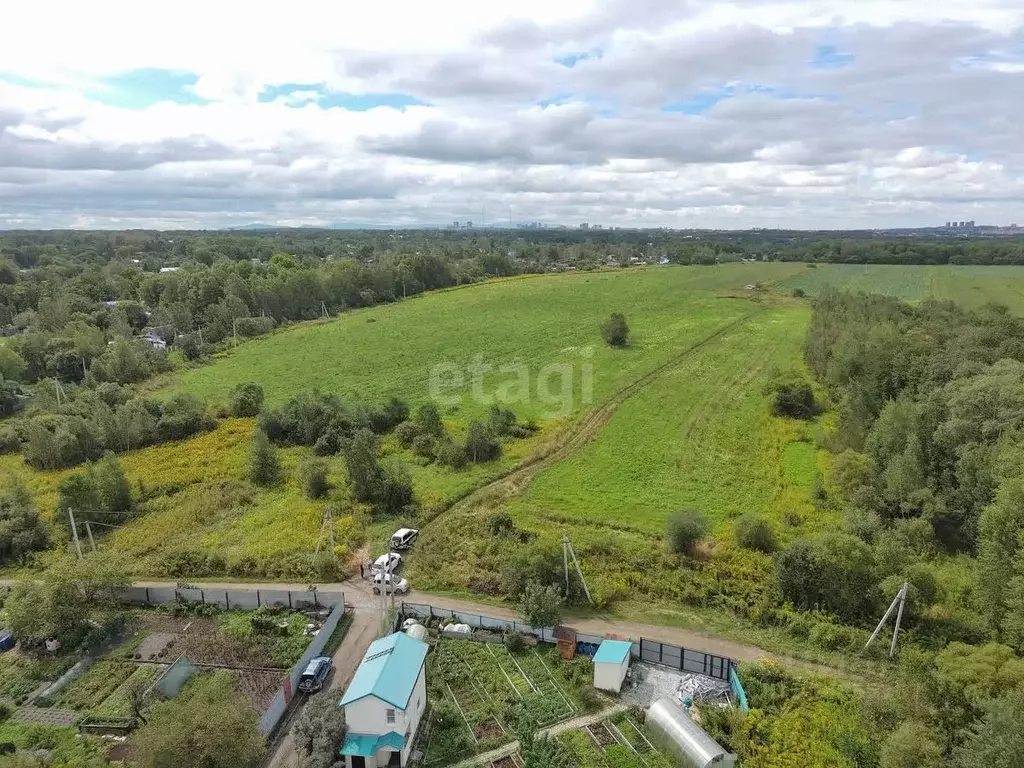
[864,581,908,657]
[67,508,83,559]
[562,531,594,605]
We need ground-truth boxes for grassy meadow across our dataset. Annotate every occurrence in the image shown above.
[779,263,1024,311]
[12,260,1024,586]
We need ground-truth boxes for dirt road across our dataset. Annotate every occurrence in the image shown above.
[267,606,378,768]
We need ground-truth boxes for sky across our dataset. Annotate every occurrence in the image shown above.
[1,0,1023,230]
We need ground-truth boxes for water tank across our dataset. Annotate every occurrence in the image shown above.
[646,697,736,768]
[405,623,429,643]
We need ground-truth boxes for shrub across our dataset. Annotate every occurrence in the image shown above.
[465,421,500,463]
[229,382,264,417]
[487,512,516,537]
[299,457,330,500]
[248,429,281,486]
[776,533,878,622]
[158,394,213,442]
[578,685,602,712]
[0,427,21,454]
[809,622,859,651]
[735,514,778,553]
[600,312,629,347]
[411,434,436,461]
[416,402,445,437]
[764,370,817,419]
[435,439,467,469]
[394,420,420,449]
[504,632,526,653]
[666,508,709,556]
[880,721,944,768]
[518,579,563,628]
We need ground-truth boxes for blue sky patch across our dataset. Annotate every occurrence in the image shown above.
[556,47,603,68]
[258,83,427,110]
[811,45,854,69]
[87,69,206,107]
[662,86,736,114]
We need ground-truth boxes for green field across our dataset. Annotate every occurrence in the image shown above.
[779,263,1024,310]
[510,306,819,536]
[163,264,805,415]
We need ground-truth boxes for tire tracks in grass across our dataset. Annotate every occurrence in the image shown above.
[421,305,769,532]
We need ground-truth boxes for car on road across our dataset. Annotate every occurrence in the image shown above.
[390,527,419,550]
[372,573,410,595]
[297,656,332,693]
[372,552,403,573]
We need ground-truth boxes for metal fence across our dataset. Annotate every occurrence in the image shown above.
[638,638,731,681]
[257,594,348,737]
[400,602,739,685]
[119,586,345,610]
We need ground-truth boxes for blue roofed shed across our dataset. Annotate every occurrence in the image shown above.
[593,639,632,693]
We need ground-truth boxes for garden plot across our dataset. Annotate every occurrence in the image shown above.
[559,715,675,768]
[425,637,589,767]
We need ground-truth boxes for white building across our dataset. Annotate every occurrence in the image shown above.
[339,632,429,768]
[139,333,167,350]
[593,639,632,693]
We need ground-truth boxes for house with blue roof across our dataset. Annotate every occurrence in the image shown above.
[338,632,429,768]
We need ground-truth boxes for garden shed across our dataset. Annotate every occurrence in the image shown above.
[593,639,632,693]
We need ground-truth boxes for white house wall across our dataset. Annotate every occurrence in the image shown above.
[402,667,427,762]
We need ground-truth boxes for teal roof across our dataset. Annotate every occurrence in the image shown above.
[340,731,405,756]
[339,632,428,710]
[594,640,632,664]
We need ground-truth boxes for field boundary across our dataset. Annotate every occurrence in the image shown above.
[421,306,767,531]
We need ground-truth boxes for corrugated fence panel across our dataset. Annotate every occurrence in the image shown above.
[259,593,347,738]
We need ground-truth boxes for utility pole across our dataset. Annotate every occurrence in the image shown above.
[85,521,96,553]
[67,508,83,560]
[864,581,908,657]
[232,318,238,347]
[562,531,594,605]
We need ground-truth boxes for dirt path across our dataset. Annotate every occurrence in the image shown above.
[267,607,379,768]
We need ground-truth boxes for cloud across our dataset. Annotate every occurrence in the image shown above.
[0,1,1023,228]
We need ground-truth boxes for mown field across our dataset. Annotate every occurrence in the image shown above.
[779,263,1024,311]
[162,264,806,414]
[407,303,830,605]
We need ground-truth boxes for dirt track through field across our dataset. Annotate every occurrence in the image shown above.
[421,306,768,531]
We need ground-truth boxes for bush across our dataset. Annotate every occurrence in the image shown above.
[158,394,214,442]
[578,685,602,711]
[776,533,878,622]
[0,426,21,454]
[487,512,516,537]
[809,622,860,651]
[735,514,778,553]
[435,439,467,469]
[416,402,445,437]
[411,434,436,461]
[880,721,944,768]
[299,457,330,499]
[229,382,264,417]
[518,579,563,628]
[504,632,526,653]
[248,429,281,486]
[666,508,709,556]
[394,420,420,449]
[600,312,629,347]
[465,421,500,463]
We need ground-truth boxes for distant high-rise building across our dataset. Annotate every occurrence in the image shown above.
[454,221,460,228]
[946,222,952,228]
[968,220,975,227]
[466,221,473,228]
[580,223,589,229]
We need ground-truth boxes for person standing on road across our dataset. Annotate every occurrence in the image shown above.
[360,563,364,579]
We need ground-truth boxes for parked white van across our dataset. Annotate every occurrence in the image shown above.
[390,528,419,550]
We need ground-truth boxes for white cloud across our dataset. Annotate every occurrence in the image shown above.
[1,0,1023,227]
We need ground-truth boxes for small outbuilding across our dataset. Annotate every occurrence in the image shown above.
[593,639,632,693]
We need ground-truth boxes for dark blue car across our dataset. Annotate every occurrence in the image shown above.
[298,656,332,693]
